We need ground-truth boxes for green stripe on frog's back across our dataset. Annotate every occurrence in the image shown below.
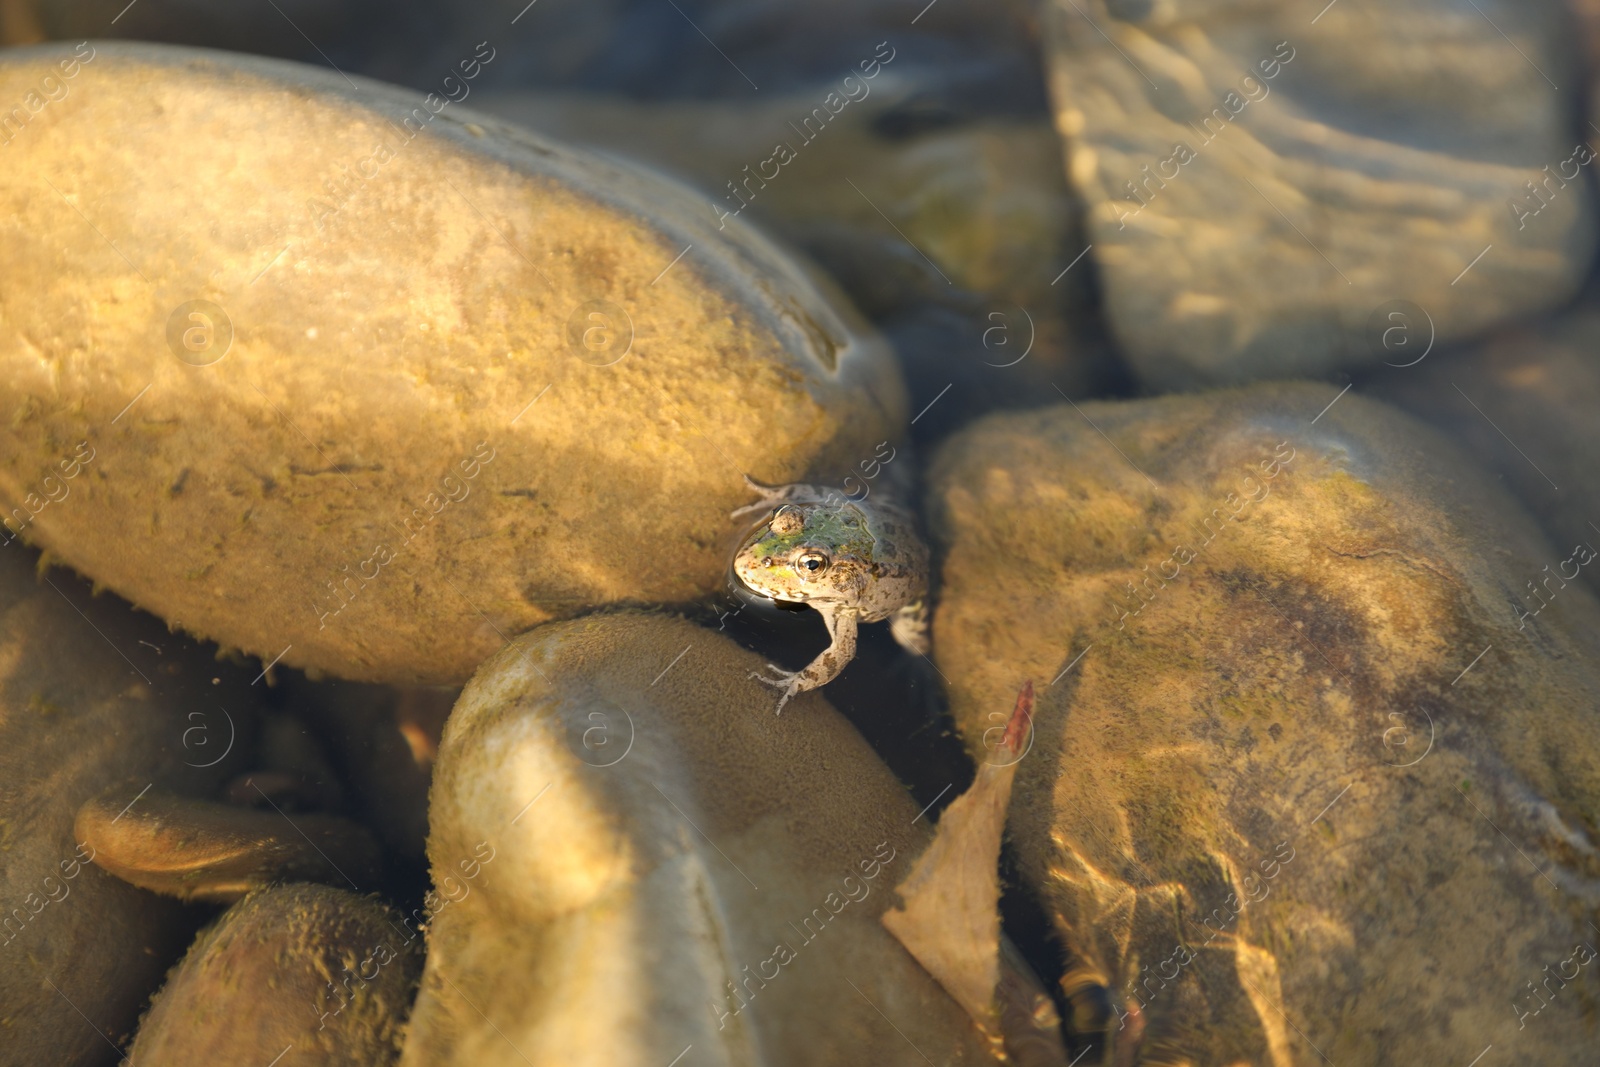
[749,500,877,560]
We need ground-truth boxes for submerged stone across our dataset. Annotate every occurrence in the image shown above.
[0,544,260,1065]
[1369,300,1600,603]
[928,383,1600,1064]
[1041,0,1594,386]
[76,788,383,903]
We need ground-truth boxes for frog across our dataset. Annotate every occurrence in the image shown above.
[730,475,931,714]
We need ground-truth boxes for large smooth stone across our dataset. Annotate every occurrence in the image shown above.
[471,80,1075,310]
[1041,0,1594,386]
[402,612,997,1067]
[0,543,260,1067]
[1367,299,1600,600]
[927,383,1600,1064]
[0,42,905,685]
[454,0,1107,442]
[126,883,423,1066]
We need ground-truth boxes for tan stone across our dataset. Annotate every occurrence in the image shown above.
[403,611,997,1067]
[0,42,905,685]
[76,788,383,903]
[127,884,423,1066]
[472,80,1101,439]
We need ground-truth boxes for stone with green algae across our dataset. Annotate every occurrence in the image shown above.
[927,382,1600,1065]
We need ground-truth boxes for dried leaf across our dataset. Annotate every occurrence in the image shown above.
[884,683,1069,1064]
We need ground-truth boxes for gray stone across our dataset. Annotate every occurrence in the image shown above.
[1042,0,1595,386]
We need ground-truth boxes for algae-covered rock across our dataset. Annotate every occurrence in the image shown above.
[1368,301,1600,601]
[928,384,1600,1064]
[0,42,905,686]
[402,612,998,1067]
[1041,0,1594,386]
[0,543,260,1066]
[126,883,423,1066]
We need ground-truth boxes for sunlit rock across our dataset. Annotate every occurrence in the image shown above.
[402,612,999,1067]
[77,788,382,903]
[0,42,905,685]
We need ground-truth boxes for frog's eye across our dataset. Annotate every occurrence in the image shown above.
[794,550,830,578]
[770,506,805,536]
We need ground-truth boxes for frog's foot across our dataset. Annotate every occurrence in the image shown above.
[730,474,819,521]
[890,599,930,656]
[749,663,810,716]
[748,603,860,715]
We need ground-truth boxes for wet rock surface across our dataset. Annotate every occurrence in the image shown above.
[0,543,261,1066]
[126,883,423,1066]
[0,42,905,686]
[1041,0,1595,386]
[928,383,1600,1064]
[403,611,996,1067]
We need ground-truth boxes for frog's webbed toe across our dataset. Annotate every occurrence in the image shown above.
[749,603,860,715]
[750,663,809,715]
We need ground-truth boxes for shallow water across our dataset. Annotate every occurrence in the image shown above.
[2,2,1598,1065]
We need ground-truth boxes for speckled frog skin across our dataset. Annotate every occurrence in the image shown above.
[731,477,930,713]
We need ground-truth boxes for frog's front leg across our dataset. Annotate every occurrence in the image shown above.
[750,601,859,715]
[890,599,930,656]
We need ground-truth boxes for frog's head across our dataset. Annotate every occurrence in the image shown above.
[731,502,874,605]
